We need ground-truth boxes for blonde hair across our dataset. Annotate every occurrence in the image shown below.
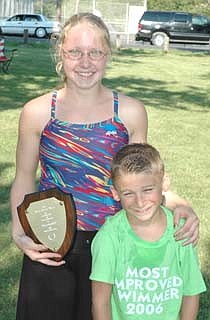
[53,12,111,83]
[111,143,165,186]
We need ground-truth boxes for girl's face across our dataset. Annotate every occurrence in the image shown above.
[62,22,109,89]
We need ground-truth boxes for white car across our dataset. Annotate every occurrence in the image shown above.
[0,13,61,38]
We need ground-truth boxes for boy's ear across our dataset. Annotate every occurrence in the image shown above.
[110,185,120,202]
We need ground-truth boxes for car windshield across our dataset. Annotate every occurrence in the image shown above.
[41,15,48,21]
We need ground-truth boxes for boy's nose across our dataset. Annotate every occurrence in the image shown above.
[135,193,144,207]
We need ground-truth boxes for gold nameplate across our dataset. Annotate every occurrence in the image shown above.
[17,188,76,260]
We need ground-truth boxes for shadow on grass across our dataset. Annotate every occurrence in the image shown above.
[0,45,210,112]
[0,162,14,224]
[0,42,209,320]
[103,76,210,111]
[0,43,59,111]
[0,242,22,319]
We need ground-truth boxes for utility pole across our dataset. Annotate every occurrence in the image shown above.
[93,0,96,12]
[75,0,80,14]
[41,0,43,14]
[56,0,62,22]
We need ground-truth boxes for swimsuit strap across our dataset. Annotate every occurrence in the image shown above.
[51,91,57,119]
[113,91,119,116]
[51,91,118,119]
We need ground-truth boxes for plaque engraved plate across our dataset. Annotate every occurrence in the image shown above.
[17,188,76,260]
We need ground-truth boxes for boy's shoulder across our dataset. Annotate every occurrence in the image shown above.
[102,209,126,230]
[94,209,127,242]
[92,210,127,250]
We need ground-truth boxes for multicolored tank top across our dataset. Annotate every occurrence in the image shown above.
[39,91,129,230]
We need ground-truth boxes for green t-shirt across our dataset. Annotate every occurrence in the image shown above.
[90,207,206,320]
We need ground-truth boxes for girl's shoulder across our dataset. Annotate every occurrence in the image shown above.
[20,91,54,134]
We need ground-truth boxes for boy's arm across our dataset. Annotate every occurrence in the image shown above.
[92,281,112,320]
[180,295,199,320]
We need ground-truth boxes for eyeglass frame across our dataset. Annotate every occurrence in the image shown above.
[62,48,108,61]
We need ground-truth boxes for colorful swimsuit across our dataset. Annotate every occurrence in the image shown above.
[39,91,129,230]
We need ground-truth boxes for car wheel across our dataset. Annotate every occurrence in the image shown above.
[151,32,167,47]
[35,27,47,38]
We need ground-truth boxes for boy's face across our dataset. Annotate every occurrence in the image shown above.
[111,172,163,225]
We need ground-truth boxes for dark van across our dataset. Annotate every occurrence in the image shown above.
[135,10,210,47]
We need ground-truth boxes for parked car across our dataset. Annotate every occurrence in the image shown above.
[135,10,210,47]
[0,13,61,38]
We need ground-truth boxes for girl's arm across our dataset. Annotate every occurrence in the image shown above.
[163,186,199,246]
[10,98,64,266]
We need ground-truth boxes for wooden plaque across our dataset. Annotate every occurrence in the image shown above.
[17,188,76,261]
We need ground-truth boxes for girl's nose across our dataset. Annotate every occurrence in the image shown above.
[80,53,92,66]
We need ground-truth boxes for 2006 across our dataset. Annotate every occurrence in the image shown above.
[126,303,163,315]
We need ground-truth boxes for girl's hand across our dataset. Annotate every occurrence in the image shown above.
[173,205,199,246]
[15,234,66,266]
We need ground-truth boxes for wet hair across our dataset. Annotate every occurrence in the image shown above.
[53,12,111,83]
[111,143,165,186]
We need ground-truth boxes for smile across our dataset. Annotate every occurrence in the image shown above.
[77,71,95,77]
[134,206,152,215]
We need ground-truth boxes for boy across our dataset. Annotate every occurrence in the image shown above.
[90,143,206,320]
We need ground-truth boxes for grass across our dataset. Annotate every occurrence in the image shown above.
[0,40,210,319]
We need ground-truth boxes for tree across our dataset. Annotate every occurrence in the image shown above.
[147,0,210,16]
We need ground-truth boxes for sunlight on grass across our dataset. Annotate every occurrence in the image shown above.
[0,44,209,319]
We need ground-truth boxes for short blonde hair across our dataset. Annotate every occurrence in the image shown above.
[111,143,165,186]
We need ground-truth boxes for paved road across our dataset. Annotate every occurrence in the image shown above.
[4,35,210,52]
[132,40,210,52]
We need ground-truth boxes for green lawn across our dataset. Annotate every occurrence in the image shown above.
[0,41,209,319]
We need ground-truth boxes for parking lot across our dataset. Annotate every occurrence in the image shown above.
[3,34,210,53]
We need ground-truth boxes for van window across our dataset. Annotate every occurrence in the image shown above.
[174,14,188,23]
[158,12,172,22]
[192,15,208,25]
[142,11,173,23]
[142,12,159,22]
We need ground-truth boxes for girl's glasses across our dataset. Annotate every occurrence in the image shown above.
[63,48,107,61]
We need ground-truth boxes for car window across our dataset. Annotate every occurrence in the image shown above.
[25,17,38,22]
[174,14,188,23]
[142,12,159,22]
[24,17,32,21]
[41,16,48,21]
[9,15,23,22]
[142,11,173,23]
[192,15,208,25]
[25,15,40,22]
[158,12,172,22]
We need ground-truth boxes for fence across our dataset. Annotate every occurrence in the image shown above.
[62,1,146,45]
[0,0,33,18]
[0,0,146,46]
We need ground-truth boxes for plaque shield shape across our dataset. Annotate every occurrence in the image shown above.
[17,188,76,260]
